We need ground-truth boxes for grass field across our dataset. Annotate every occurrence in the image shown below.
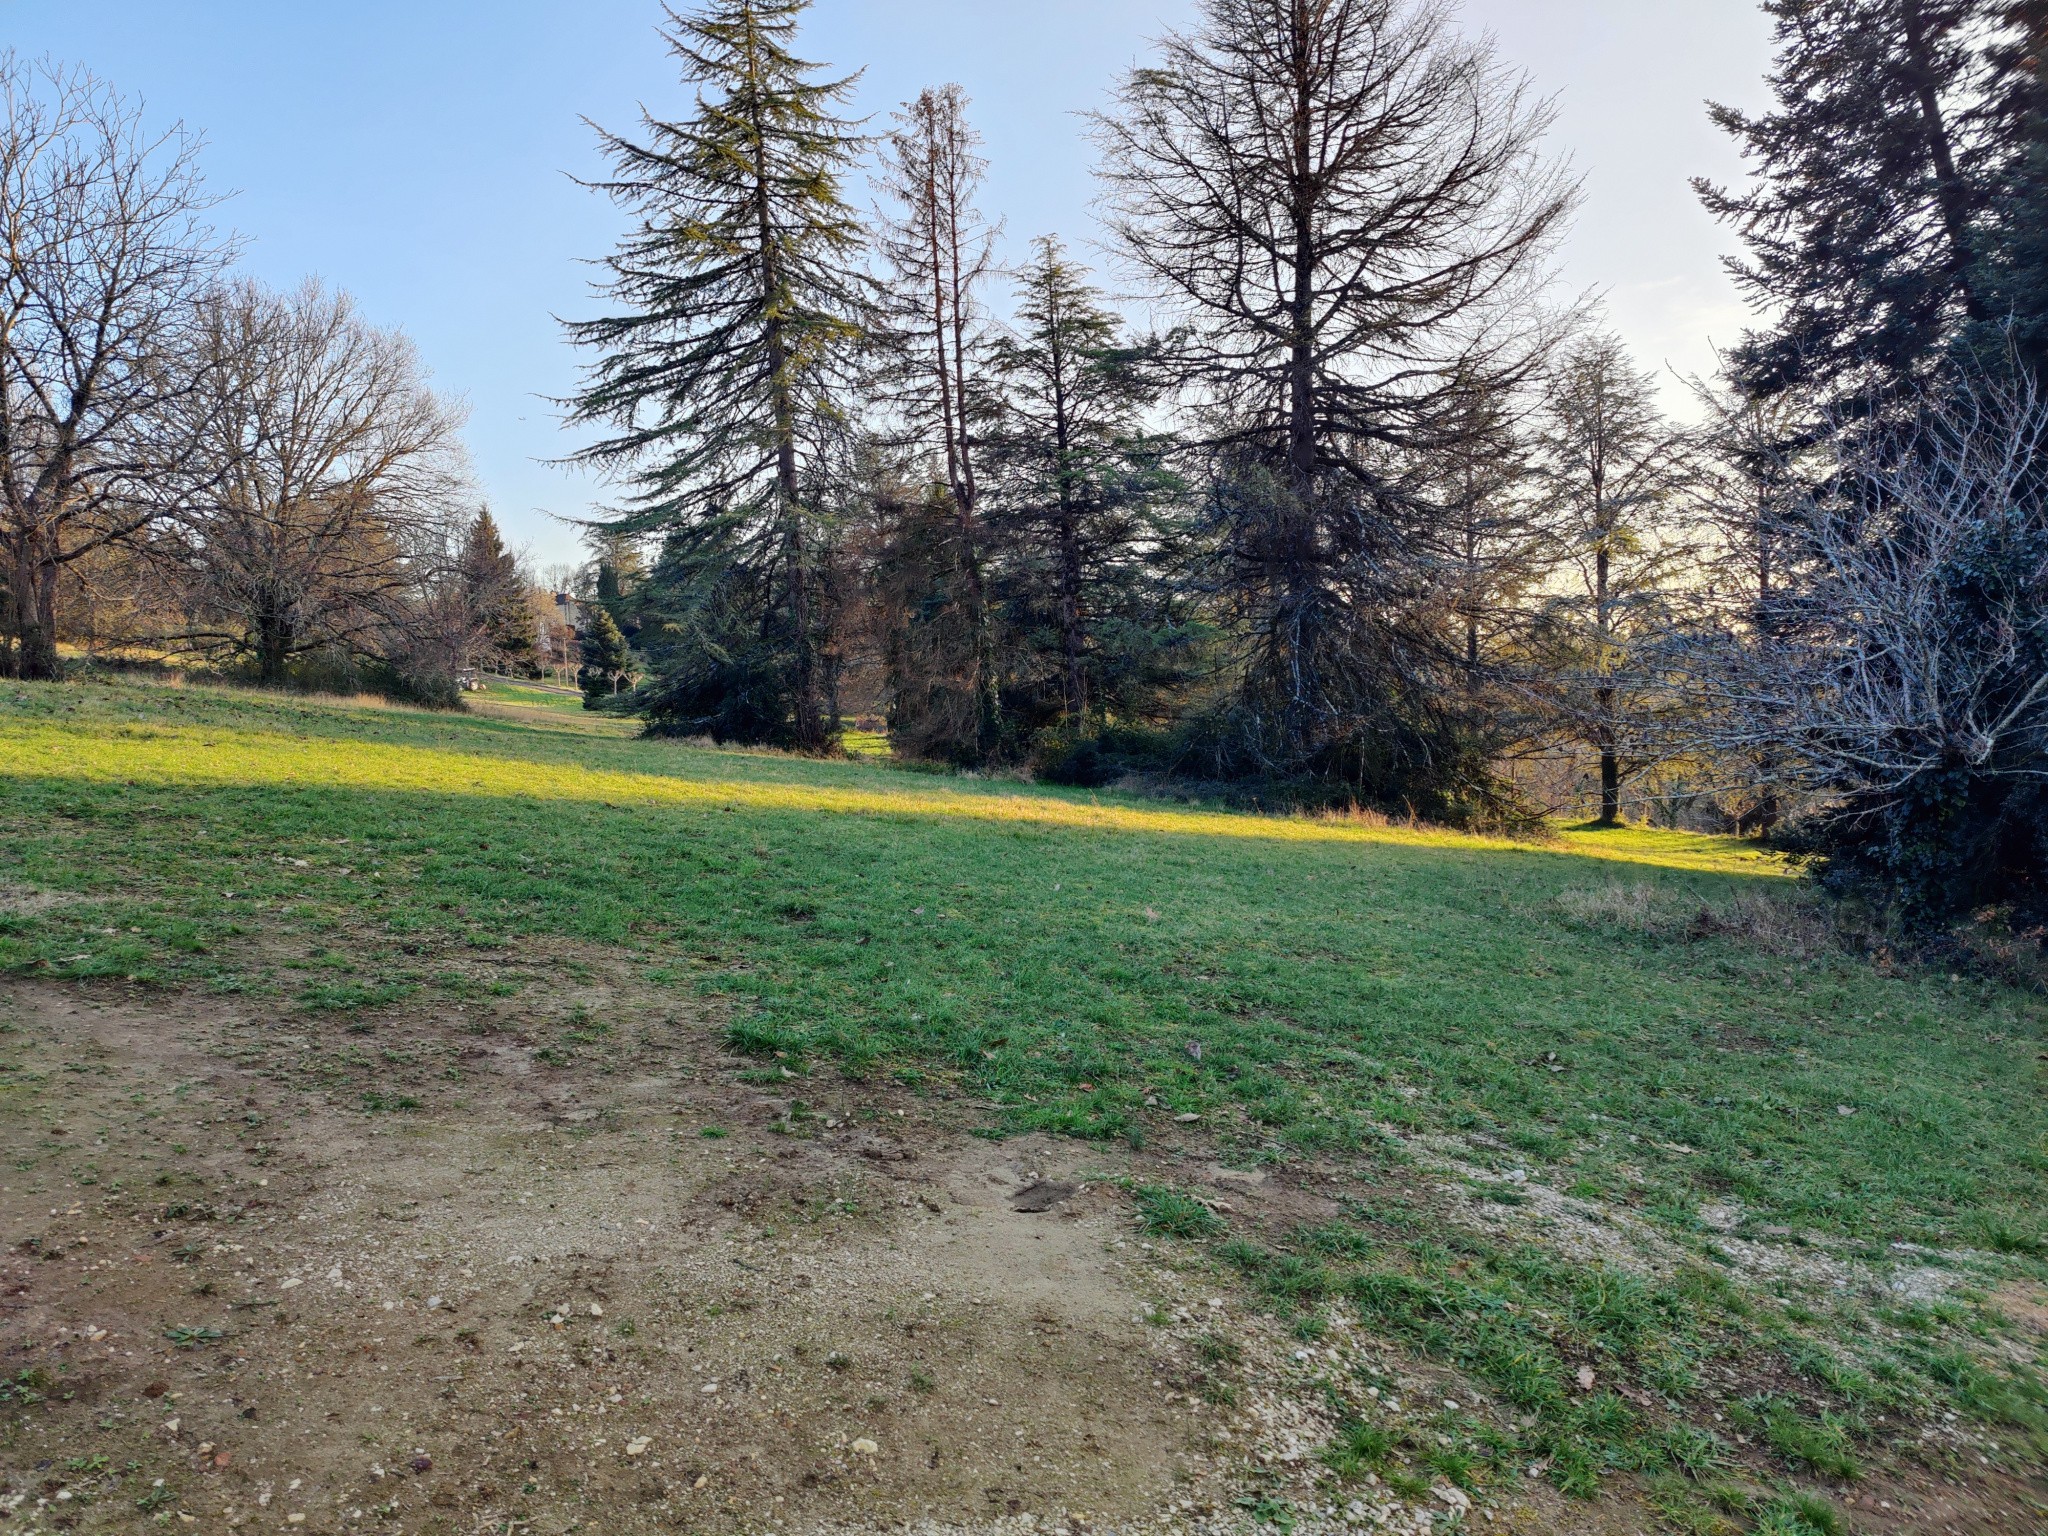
[1,676,2043,1531]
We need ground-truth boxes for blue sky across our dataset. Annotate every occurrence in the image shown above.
[2,1,1773,569]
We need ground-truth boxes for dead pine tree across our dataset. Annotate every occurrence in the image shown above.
[873,83,1003,760]
[1094,0,1575,811]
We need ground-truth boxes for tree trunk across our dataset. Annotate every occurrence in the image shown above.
[747,18,824,755]
[1901,0,1988,323]
[1597,702,1621,826]
[256,606,292,687]
[1057,503,1087,722]
[1278,6,1320,751]
[1594,509,1619,825]
[5,538,62,682]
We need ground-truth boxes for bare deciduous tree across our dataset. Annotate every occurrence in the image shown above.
[154,280,469,684]
[1678,370,2048,800]
[0,54,230,679]
[1532,333,1693,824]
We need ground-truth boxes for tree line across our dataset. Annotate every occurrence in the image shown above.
[12,1,2048,936]
[564,0,2048,932]
[0,55,537,703]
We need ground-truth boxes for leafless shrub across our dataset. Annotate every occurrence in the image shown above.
[1659,365,2048,802]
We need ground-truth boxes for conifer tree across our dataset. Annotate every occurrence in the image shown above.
[457,509,534,671]
[1094,0,1573,811]
[1533,335,1693,826]
[873,84,1003,758]
[566,0,867,750]
[578,605,633,706]
[1699,0,2008,402]
[986,237,1177,727]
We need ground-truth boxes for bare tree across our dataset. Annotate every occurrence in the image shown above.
[873,83,1003,755]
[0,55,230,679]
[1531,333,1693,825]
[1679,369,2048,798]
[154,280,470,684]
[1094,0,1575,792]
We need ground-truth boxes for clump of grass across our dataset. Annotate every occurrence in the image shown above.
[1754,1492,1844,1536]
[1133,1184,1223,1239]
[1555,881,1838,958]
[1731,1397,1859,1481]
[1320,1420,1395,1481]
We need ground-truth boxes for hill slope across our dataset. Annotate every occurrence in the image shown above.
[0,678,2041,1534]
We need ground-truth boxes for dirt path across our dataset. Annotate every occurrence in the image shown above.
[0,973,2029,1536]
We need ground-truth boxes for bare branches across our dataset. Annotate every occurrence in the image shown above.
[1093,0,1577,479]
[149,280,471,683]
[1666,365,2048,800]
[0,52,232,678]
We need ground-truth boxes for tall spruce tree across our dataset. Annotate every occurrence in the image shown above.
[578,604,633,707]
[1698,0,2011,402]
[457,509,534,671]
[565,0,867,750]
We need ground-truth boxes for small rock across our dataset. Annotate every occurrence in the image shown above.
[410,1455,432,1474]
[851,1438,879,1456]
[625,1438,650,1458]
[1175,1113,1201,1124]
[589,1303,604,1318]
[1575,1365,1595,1392]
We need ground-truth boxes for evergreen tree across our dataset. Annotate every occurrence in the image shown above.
[565,0,867,750]
[577,605,633,707]
[457,509,534,671]
[1698,0,2010,403]
[1985,2,2048,375]
[1094,0,1573,813]
[985,238,1181,730]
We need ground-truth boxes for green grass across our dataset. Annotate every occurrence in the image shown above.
[3,677,2045,1508]
[1,679,2039,1253]
[0,679,2042,1236]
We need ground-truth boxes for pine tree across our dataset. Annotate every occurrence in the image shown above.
[457,509,534,671]
[1094,0,1573,810]
[578,605,633,707]
[565,0,867,750]
[1698,0,2010,403]
[986,238,1179,728]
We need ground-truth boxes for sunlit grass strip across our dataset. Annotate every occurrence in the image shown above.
[0,717,1782,877]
